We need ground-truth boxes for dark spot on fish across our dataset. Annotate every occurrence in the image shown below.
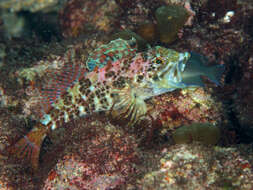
[79,79,92,93]
[69,113,74,121]
[74,109,80,116]
[55,120,60,127]
[59,111,64,117]
[128,39,136,48]
[156,58,163,64]
[142,52,148,62]
[95,89,101,96]
[152,74,159,81]
[51,108,59,119]
[173,69,178,78]
[110,93,116,98]
[112,76,126,88]
[89,93,95,99]
[47,121,52,127]
[85,89,91,96]
[103,97,108,104]
[105,71,115,78]
[90,103,95,111]
[102,105,108,109]
[66,107,71,112]
[63,94,72,105]
[137,75,144,82]
[85,107,89,112]
[77,96,83,104]
[80,78,91,87]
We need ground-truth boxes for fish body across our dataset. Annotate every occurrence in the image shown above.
[8,38,224,170]
[41,46,191,128]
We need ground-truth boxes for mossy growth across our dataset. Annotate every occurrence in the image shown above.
[155,5,190,44]
[172,123,220,145]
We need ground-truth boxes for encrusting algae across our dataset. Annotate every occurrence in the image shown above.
[6,38,224,170]
[172,122,221,145]
[155,5,190,44]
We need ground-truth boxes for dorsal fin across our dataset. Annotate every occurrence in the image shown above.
[40,62,86,116]
[86,38,137,71]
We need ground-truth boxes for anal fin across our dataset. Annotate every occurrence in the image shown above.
[8,124,47,170]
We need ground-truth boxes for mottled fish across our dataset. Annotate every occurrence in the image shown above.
[8,38,224,170]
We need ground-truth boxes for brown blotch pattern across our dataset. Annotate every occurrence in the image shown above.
[112,76,126,88]
[79,78,92,93]
[63,94,72,105]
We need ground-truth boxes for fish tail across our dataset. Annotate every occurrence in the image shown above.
[207,64,225,86]
[8,124,48,170]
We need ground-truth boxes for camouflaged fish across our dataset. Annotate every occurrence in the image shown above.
[8,38,224,170]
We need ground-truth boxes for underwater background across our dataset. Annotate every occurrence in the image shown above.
[0,0,253,189]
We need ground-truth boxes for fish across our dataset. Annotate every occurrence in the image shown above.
[86,38,138,71]
[7,38,224,170]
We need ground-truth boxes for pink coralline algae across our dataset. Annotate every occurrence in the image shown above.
[140,143,253,190]
[42,120,140,190]
[146,88,223,133]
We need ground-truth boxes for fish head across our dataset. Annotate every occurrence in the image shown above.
[144,46,190,96]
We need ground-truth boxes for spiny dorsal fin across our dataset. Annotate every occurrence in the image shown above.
[40,62,86,115]
[86,38,137,71]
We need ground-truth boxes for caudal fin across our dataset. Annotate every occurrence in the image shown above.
[183,52,225,87]
[206,64,225,86]
[8,124,47,170]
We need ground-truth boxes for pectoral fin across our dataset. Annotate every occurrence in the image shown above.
[110,84,147,125]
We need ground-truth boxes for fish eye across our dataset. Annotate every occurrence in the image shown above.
[128,38,137,48]
[156,57,163,64]
[152,74,159,81]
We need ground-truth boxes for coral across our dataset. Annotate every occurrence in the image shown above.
[115,0,164,32]
[0,0,63,12]
[146,88,223,134]
[0,158,35,190]
[139,143,253,190]
[59,0,120,37]
[42,119,140,189]
[0,109,26,152]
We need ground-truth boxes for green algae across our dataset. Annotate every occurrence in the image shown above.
[155,5,190,44]
[172,123,220,145]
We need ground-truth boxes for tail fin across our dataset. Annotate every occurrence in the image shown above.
[8,124,47,170]
[206,64,225,86]
[183,52,225,87]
